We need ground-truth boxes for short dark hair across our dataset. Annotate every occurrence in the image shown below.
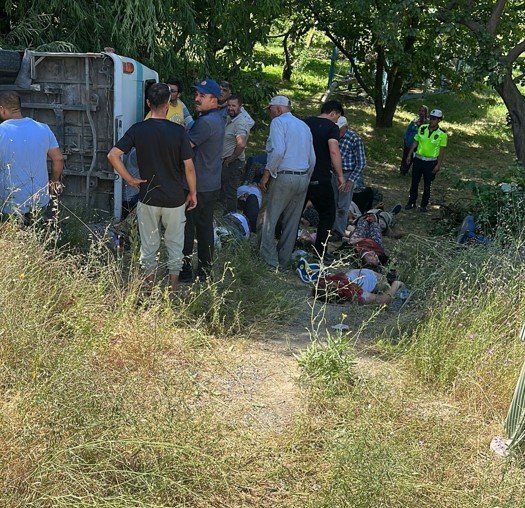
[166,78,183,93]
[321,100,344,116]
[221,81,232,91]
[0,91,21,111]
[227,94,242,105]
[147,83,171,107]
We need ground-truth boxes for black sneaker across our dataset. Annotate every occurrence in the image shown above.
[391,204,402,215]
[179,269,193,283]
[179,260,193,283]
[404,203,415,210]
[330,230,343,243]
[420,206,428,213]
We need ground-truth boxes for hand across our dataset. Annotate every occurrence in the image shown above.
[406,153,413,165]
[432,165,440,174]
[337,174,346,191]
[259,171,270,193]
[342,179,353,193]
[186,192,197,211]
[127,177,147,189]
[223,158,231,168]
[49,180,65,197]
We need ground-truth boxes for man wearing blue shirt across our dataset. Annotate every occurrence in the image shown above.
[258,96,316,269]
[0,91,63,222]
[180,79,226,281]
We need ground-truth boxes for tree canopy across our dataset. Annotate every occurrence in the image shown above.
[0,0,281,99]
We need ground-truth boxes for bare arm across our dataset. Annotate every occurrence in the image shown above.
[362,281,403,305]
[183,158,197,210]
[107,147,147,188]
[48,147,64,196]
[224,135,247,166]
[48,147,63,181]
[328,138,346,191]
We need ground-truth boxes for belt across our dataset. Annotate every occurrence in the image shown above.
[278,170,308,176]
[415,155,438,162]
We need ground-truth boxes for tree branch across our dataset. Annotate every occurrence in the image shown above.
[507,39,525,65]
[305,1,371,96]
[487,0,507,35]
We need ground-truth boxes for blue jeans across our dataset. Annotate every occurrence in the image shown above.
[332,172,355,236]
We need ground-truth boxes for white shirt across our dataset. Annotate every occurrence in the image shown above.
[265,112,316,178]
[345,268,378,293]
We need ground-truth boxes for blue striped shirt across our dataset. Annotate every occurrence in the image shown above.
[339,128,366,184]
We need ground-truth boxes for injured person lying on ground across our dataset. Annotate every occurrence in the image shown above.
[313,268,406,306]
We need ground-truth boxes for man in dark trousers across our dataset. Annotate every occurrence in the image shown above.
[180,79,226,281]
[108,83,197,296]
[405,108,447,212]
[304,100,348,259]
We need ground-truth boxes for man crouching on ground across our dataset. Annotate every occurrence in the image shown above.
[108,83,197,296]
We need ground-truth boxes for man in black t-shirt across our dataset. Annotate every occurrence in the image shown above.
[108,83,197,296]
[304,101,348,258]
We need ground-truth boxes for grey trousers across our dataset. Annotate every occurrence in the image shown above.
[137,201,186,275]
[258,172,310,268]
[332,172,355,236]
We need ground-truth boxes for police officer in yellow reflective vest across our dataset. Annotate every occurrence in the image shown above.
[404,109,447,212]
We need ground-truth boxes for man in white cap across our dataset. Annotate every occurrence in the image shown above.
[332,115,366,241]
[405,109,447,212]
[258,95,316,269]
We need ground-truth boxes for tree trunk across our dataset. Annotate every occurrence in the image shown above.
[495,73,525,166]
[282,33,293,81]
[376,68,405,128]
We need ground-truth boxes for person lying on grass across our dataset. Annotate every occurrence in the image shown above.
[313,268,404,305]
[346,212,390,267]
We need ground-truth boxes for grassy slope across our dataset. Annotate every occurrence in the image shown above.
[2,37,525,507]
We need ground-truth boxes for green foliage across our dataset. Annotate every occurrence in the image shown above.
[392,238,525,415]
[0,0,283,108]
[439,162,525,234]
[297,332,357,395]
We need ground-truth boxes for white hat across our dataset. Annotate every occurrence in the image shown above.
[429,109,443,118]
[336,116,348,128]
[267,95,292,108]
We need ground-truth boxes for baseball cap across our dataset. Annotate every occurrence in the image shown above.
[193,79,221,98]
[336,116,348,128]
[266,95,292,108]
[429,109,443,118]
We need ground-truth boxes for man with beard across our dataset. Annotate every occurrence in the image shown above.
[180,79,226,281]
[221,95,254,213]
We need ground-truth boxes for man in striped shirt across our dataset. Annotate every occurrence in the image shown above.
[332,116,366,240]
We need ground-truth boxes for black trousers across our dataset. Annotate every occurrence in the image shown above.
[408,158,437,208]
[305,179,335,255]
[183,189,220,275]
[399,144,412,175]
[243,194,259,233]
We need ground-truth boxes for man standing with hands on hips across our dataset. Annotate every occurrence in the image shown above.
[405,109,447,212]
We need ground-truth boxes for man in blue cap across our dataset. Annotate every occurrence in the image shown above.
[180,79,226,281]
